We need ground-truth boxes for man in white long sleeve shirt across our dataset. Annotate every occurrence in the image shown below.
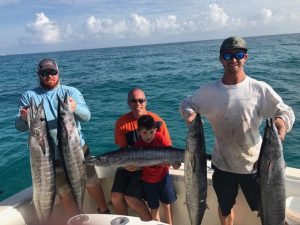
[179,36,295,225]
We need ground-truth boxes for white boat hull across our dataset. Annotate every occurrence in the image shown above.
[1,163,300,225]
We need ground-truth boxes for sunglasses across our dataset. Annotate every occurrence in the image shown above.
[222,51,245,60]
[40,70,58,77]
[130,98,146,104]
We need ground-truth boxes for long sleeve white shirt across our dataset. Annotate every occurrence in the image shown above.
[180,76,295,174]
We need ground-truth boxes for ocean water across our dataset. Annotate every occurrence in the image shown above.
[0,33,299,201]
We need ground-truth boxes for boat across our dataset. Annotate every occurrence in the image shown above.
[1,162,300,225]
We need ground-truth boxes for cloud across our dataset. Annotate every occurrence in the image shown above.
[83,13,182,39]
[155,15,181,33]
[18,2,299,51]
[24,12,61,44]
[85,16,128,37]
[208,4,229,26]
[181,4,233,33]
[130,13,152,37]
[82,5,236,40]
[261,8,272,24]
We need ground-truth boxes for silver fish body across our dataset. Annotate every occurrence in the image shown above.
[258,119,286,225]
[57,95,86,212]
[85,147,184,167]
[28,100,55,223]
[184,113,207,225]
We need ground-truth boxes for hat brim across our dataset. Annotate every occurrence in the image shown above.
[220,47,247,53]
[38,66,59,72]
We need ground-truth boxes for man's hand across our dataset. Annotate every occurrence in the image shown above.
[20,107,29,121]
[274,117,286,141]
[124,164,137,172]
[172,163,181,170]
[69,97,77,112]
[187,111,197,124]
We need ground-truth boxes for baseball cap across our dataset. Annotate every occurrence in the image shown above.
[220,36,247,53]
[37,58,59,73]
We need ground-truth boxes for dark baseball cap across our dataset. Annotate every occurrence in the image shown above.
[37,58,59,73]
[220,36,247,53]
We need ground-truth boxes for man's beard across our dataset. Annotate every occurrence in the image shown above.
[40,79,59,89]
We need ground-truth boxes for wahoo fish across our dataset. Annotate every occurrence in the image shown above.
[185,113,207,225]
[85,147,184,167]
[57,94,86,212]
[257,119,286,225]
[28,99,55,223]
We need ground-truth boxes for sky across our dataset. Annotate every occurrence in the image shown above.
[0,0,300,55]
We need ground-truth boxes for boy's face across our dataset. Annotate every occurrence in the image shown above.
[138,128,157,143]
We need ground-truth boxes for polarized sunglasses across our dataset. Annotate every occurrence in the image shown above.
[40,70,58,77]
[131,98,146,104]
[222,51,245,60]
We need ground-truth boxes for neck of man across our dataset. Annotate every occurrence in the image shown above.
[132,110,147,120]
[222,70,246,85]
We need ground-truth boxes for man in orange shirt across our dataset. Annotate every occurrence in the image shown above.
[111,88,172,221]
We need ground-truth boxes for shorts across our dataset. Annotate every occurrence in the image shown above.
[212,166,258,216]
[56,165,71,196]
[143,173,177,209]
[111,168,144,199]
[85,164,100,187]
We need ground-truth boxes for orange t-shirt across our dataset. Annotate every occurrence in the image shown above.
[115,111,172,147]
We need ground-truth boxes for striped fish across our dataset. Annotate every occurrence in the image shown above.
[57,94,86,212]
[184,113,207,225]
[257,119,286,225]
[28,99,55,223]
[85,146,184,167]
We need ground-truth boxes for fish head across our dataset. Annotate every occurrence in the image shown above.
[260,119,284,160]
[28,100,47,135]
[57,94,74,124]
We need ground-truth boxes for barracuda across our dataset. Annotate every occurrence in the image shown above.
[184,113,207,225]
[28,99,55,223]
[85,146,184,167]
[257,119,286,225]
[57,94,86,213]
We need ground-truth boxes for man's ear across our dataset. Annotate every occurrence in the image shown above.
[219,55,222,62]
